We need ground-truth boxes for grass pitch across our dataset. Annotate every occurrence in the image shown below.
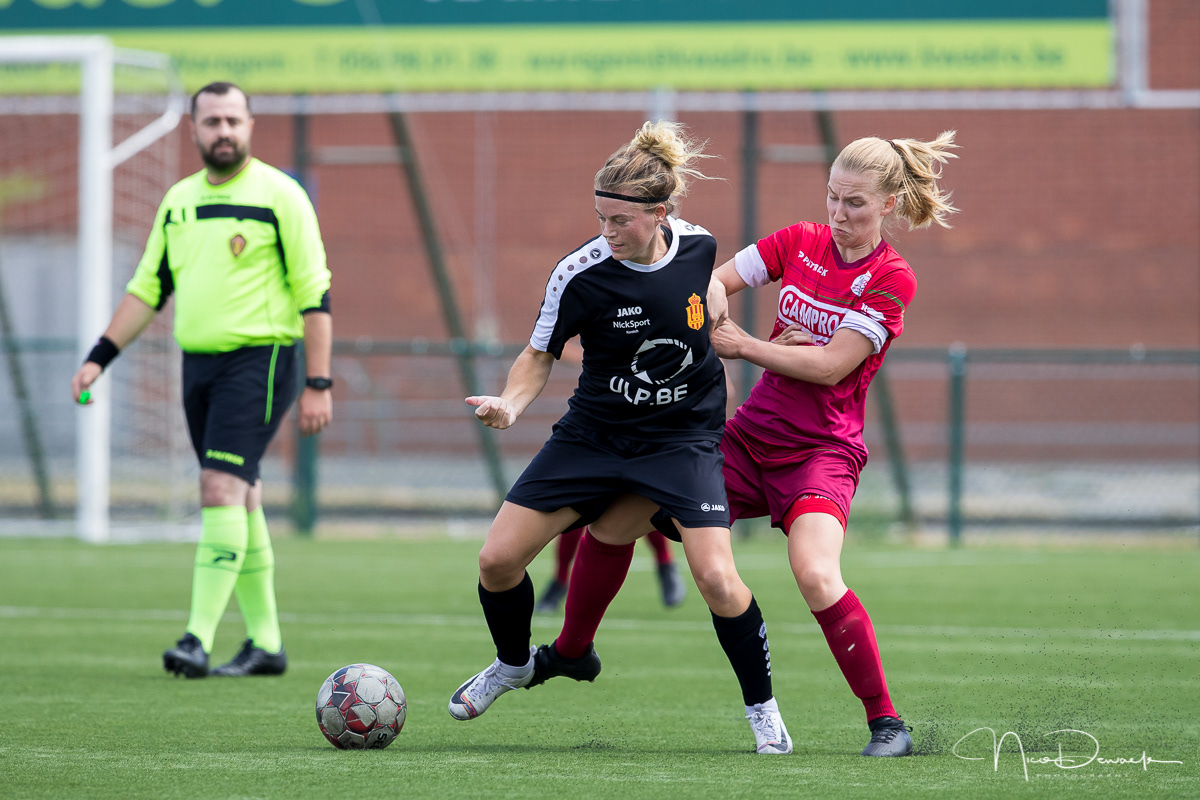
[1,531,1197,799]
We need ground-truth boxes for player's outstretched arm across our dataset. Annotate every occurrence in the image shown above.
[71,294,157,404]
[466,345,554,430]
[713,321,873,386]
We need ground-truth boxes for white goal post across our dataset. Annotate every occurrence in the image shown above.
[0,36,184,543]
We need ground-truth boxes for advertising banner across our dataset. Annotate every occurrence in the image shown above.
[0,0,1113,93]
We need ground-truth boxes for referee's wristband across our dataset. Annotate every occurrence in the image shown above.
[85,336,120,370]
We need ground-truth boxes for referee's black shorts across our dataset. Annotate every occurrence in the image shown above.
[506,423,730,536]
[182,343,297,484]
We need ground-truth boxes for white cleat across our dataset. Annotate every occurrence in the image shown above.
[747,702,793,754]
[448,649,535,721]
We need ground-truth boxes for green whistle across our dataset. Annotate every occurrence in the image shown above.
[78,390,91,405]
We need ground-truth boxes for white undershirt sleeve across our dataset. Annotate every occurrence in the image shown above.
[733,244,773,288]
[836,309,888,354]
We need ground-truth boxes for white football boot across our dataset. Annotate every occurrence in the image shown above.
[448,648,535,721]
[747,700,793,754]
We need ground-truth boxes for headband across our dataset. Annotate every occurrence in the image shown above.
[595,189,671,205]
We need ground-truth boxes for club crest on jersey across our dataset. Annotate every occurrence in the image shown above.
[686,293,705,330]
[851,270,872,297]
[230,234,247,257]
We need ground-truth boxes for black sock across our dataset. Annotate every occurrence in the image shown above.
[711,595,773,706]
[478,573,535,667]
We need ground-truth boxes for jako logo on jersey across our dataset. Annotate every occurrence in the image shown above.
[851,270,872,297]
[686,293,705,330]
[230,234,246,257]
[617,306,643,317]
[797,248,828,277]
[700,503,727,512]
[779,286,842,337]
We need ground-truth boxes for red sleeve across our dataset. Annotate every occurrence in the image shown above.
[860,258,916,341]
[755,223,805,281]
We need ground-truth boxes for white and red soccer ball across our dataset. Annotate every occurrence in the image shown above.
[316,663,406,749]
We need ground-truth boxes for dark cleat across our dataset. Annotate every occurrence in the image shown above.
[534,578,568,614]
[861,716,913,757]
[163,632,209,678]
[657,561,687,608]
[526,641,601,688]
[211,639,287,677]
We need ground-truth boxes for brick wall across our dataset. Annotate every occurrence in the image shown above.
[165,2,1198,353]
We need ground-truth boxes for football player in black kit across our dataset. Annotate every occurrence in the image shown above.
[447,121,792,755]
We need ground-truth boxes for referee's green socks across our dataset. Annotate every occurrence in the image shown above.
[234,508,282,654]
[186,506,249,653]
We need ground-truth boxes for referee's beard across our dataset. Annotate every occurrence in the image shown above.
[200,138,249,175]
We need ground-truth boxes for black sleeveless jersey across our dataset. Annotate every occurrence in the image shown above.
[529,216,726,442]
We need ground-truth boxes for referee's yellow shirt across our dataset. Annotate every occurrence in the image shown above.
[127,158,331,353]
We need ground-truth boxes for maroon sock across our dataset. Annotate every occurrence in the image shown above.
[812,589,898,721]
[555,529,634,659]
[644,530,673,566]
[556,527,585,584]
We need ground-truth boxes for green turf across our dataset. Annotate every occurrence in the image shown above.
[1,533,1197,799]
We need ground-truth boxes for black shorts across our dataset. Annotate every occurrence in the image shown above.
[182,344,297,484]
[506,424,729,534]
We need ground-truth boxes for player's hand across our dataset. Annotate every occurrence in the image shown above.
[298,387,333,436]
[71,362,102,405]
[466,395,518,429]
[771,324,815,347]
[711,318,752,360]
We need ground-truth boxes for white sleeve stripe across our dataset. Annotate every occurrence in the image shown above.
[733,244,772,288]
[836,310,888,354]
[530,243,604,352]
[529,282,562,352]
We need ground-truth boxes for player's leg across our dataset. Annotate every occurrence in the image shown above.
[449,502,579,720]
[197,344,295,677]
[677,522,791,755]
[212,479,287,676]
[645,530,686,607]
[535,526,583,613]
[163,468,251,678]
[530,493,657,685]
[164,353,246,678]
[786,500,911,757]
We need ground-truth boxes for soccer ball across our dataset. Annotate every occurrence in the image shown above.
[316,663,407,749]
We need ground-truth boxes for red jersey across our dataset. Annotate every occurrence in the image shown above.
[730,221,916,467]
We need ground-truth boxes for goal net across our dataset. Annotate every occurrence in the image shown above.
[0,36,187,542]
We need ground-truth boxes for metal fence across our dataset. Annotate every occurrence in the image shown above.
[3,338,1195,540]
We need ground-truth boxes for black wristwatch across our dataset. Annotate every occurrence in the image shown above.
[305,377,334,390]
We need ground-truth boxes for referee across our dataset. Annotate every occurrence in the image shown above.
[71,82,333,679]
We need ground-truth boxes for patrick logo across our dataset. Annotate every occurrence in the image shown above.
[685,293,705,330]
[230,234,246,257]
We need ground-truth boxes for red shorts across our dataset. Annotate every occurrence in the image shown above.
[720,416,859,534]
